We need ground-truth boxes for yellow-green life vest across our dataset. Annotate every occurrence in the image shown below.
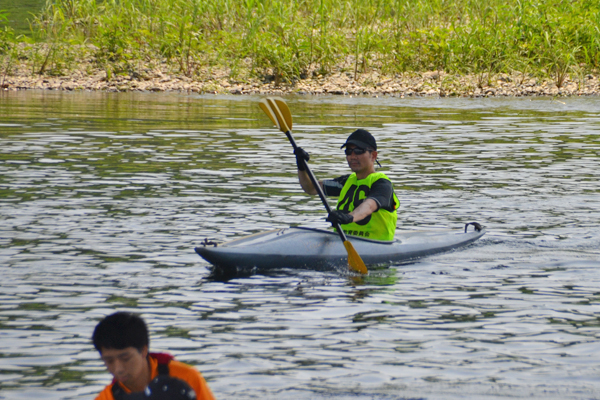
[336,172,399,241]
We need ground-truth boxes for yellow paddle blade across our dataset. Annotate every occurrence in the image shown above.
[259,99,279,128]
[258,97,292,133]
[269,97,293,131]
[259,97,293,133]
[266,97,291,132]
[343,240,368,274]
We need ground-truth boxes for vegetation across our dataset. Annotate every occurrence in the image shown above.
[2,0,600,88]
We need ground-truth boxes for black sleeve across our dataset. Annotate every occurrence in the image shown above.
[367,179,396,211]
[323,175,350,197]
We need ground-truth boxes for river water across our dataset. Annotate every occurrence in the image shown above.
[1,91,599,400]
[0,0,46,35]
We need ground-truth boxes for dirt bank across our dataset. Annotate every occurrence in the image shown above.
[2,61,599,97]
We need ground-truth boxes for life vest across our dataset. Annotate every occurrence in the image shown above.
[336,172,399,241]
[111,353,196,400]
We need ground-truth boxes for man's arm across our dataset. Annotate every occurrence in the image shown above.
[298,170,324,195]
[350,177,395,222]
[295,147,324,195]
[326,177,393,225]
[348,198,379,222]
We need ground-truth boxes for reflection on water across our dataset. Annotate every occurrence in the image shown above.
[1,92,600,399]
[0,0,46,35]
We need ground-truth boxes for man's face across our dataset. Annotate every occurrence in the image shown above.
[100,346,148,389]
[345,145,377,174]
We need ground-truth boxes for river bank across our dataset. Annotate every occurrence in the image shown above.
[3,0,600,98]
[3,63,599,97]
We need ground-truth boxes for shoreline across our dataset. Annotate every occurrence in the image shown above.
[3,65,600,97]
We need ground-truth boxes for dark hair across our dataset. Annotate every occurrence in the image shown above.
[92,312,149,353]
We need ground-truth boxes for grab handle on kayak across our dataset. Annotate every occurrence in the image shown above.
[202,238,218,247]
[464,222,483,233]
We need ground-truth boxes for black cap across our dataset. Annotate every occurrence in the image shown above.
[341,129,377,150]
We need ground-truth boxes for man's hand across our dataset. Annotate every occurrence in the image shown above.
[294,147,310,171]
[326,210,354,225]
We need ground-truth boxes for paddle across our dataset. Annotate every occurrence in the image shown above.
[259,97,368,274]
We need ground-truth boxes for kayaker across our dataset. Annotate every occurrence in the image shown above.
[295,129,399,241]
[92,311,215,400]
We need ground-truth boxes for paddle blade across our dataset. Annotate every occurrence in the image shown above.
[259,99,279,128]
[343,240,368,274]
[270,97,293,131]
[259,97,292,133]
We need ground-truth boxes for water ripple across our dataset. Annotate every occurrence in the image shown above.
[1,92,600,399]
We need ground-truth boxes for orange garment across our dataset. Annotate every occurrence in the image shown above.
[95,354,215,400]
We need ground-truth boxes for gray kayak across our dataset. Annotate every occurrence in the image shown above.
[195,222,486,272]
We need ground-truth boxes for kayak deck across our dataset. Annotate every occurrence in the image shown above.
[195,224,486,273]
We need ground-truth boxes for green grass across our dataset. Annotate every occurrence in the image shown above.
[2,0,600,88]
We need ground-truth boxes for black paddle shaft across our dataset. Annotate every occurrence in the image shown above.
[285,131,350,243]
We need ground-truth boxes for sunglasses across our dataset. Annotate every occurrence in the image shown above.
[344,147,368,156]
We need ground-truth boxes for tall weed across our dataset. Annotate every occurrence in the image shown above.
[19,0,600,84]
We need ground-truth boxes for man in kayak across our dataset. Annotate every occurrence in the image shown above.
[295,129,399,241]
[92,311,215,400]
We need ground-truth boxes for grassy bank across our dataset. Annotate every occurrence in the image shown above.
[2,0,600,91]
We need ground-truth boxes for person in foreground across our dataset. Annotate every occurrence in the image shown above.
[296,128,399,241]
[92,311,215,400]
